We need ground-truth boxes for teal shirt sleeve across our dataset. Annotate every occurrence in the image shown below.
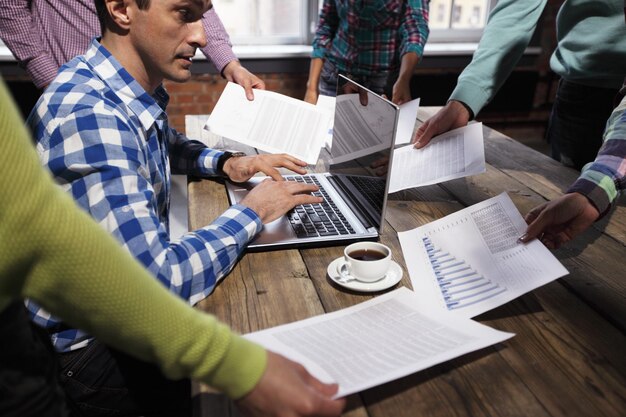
[449,0,547,117]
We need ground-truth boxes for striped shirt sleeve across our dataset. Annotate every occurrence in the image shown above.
[567,94,626,216]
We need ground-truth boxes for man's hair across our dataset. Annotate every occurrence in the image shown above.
[95,0,151,33]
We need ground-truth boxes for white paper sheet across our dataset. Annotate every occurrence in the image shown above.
[395,98,421,145]
[398,193,569,318]
[205,82,332,164]
[245,287,513,398]
[316,94,336,150]
[389,123,486,193]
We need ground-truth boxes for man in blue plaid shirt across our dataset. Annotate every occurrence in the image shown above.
[25,0,322,415]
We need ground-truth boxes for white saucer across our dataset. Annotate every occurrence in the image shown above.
[326,257,403,293]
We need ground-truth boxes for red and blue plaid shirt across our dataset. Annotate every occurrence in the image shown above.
[312,0,430,76]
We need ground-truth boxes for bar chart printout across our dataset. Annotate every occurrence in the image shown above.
[422,236,507,311]
[398,193,569,318]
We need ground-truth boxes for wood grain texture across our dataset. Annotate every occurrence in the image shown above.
[186,108,626,417]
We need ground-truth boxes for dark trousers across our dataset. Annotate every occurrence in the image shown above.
[58,340,191,417]
[547,79,619,170]
[0,301,70,417]
[318,59,398,98]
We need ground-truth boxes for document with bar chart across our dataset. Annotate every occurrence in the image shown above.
[398,193,568,318]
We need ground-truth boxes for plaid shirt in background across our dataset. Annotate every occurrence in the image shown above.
[312,0,429,77]
[26,39,262,352]
[0,0,236,88]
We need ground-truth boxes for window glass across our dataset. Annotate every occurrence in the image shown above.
[215,0,308,44]
[215,0,493,45]
[430,0,490,30]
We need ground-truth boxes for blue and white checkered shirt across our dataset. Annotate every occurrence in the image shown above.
[26,39,263,352]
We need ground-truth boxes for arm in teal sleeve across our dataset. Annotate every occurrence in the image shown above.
[449,0,547,117]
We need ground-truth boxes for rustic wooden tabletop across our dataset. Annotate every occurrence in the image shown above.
[186,108,626,417]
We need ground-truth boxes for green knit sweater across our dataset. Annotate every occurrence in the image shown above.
[0,79,266,400]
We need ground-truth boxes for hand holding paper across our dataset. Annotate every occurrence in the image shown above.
[398,193,568,318]
[389,123,486,192]
[206,82,332,164]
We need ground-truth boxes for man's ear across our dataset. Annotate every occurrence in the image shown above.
[105,0,132,30]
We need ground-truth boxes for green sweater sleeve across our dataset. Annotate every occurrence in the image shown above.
[449,0,547,117]
[0,79,266,400]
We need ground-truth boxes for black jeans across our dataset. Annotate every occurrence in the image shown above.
[0,301,70,417]
[547,79,619,170]
[58,340,191,417]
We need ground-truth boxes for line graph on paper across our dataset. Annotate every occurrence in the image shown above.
[422,236,507,311]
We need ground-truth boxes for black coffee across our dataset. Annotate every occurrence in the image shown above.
[348,249,387,261]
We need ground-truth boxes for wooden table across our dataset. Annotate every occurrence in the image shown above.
[187,108,626,417]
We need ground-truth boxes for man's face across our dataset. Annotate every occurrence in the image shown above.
[129,0,211,88]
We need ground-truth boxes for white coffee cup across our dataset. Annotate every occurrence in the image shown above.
[337,242,392,282]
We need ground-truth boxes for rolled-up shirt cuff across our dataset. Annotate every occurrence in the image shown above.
[566,177,613,219]
[25,55,59,89]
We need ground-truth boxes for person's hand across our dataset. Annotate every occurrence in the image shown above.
[304,88,319,104]
[370,156,389,176]
[240,179,323,223]
[236,351,345,417]
[412,100,471,149]
[391,78,411,105]
[223,61,266,101]
[518,193,600,249]
[223,154,308,182]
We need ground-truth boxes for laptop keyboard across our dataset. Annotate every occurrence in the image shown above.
[344,175,385,213]
[286,176,355,238]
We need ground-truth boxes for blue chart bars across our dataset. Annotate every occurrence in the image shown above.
[422,236,507,311]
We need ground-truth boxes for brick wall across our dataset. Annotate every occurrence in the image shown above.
[164,72,309,132]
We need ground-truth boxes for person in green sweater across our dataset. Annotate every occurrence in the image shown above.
[413,0,625,171]
[0,77,345,416]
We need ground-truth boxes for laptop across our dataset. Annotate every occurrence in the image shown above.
[225,74,400,251]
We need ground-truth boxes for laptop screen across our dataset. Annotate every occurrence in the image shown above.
[328,75,399,232]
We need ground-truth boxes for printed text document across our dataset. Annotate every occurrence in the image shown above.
[206,82,331,164]
[245,287,513,398]
[389,123,486,193]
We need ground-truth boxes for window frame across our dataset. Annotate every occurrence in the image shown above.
[225,0,496,47]
[426,0,496,43]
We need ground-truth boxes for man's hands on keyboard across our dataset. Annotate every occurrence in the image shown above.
[286,176,355,237]
[240,179,323,224]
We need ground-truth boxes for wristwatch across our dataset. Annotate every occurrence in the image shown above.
[216,150,246,177]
